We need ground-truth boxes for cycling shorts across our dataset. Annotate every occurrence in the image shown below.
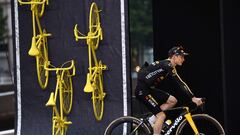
[135,80,170,115]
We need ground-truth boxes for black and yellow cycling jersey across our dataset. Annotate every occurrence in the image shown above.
[137,59,194,99]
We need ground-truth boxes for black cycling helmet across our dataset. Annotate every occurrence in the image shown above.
[168,46,189,57]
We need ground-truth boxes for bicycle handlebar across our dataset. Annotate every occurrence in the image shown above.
[189,97,206,112]
[74,24,102,41]
[44,60,76,76]
[18,0,48,5]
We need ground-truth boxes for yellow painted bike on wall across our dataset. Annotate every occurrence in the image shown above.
[74,2,107,121]
[45,60,75,135]
[18,0,51,89]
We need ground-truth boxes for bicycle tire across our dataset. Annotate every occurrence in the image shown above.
[61,70,73,114]
[92,71,104,121]
[88,2,102,50]
[104,116,152,135]
[175,114,225,135]
[36,30,49,89]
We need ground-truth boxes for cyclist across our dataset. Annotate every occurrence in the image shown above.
[135,46,203,135]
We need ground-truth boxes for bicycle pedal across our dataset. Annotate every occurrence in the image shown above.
[64,121,72,125]
[103,65,108,70]
[102,92,106,98]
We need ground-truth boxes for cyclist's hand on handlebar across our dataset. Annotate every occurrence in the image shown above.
[192,97,203,106]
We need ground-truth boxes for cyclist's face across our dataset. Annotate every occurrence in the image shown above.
[173,55,185,66]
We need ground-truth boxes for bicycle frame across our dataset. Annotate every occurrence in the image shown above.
[18,0,51,89]
[163,107,200,135]
[85,47,107,93]
[45,60,75,135]
[18,0,50,56]
[74,24,103,48]
[73,2,106,93]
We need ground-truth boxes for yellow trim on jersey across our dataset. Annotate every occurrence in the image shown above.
[173,67,194,96]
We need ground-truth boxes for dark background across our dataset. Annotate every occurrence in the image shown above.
[15,0,130,134]
[153,0,240,135]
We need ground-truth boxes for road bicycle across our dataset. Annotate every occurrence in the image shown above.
[45,60,75,135]
[18,0,51,89]
[104,98,225,135]
[74,2,107,121]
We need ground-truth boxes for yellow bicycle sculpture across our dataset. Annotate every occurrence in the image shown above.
[74,2,107,121]
[45,60,75,135]
[18,0,51,89]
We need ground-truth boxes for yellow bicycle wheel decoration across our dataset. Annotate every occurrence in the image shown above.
[88,2,102,50]
[61,70,73,114]
[92,61,105,121]
[36,29,50,89]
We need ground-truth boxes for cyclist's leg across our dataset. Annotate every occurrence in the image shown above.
[135,82,166,135]
[150,88,177,111]
[160,95,177,110]
[154,112,166,134]
[150,88,175,134]
[150,89,177,110]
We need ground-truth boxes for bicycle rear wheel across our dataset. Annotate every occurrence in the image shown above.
[61,70,73,114]
[92,73,104,121]
[176,114,225,135]
[36,30,49,89]
[88,2,101,50]
[104,116,152,135]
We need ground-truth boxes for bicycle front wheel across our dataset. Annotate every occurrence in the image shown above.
[61,70,73,114]
[92,73,104,121]
[176,114,225,135]
[36,30,49,89]
[88,2,101,50]
[104,116,152,135]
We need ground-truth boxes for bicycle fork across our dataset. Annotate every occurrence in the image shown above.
[184,113,200,135]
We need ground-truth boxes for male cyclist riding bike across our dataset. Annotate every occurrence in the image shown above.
[135,46,203,135]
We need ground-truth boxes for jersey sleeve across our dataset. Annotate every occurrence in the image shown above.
[167,66,195,98]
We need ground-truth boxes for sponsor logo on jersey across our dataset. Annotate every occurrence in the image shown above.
[145,68,164,79]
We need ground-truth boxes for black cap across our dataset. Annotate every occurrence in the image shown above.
[168,46,189,57]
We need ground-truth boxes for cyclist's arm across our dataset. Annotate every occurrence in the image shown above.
[169,68,195,98]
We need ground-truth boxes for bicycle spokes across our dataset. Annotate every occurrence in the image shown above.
[61,70,73,114]
[92,75,105,121]
[36,32,50,89]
